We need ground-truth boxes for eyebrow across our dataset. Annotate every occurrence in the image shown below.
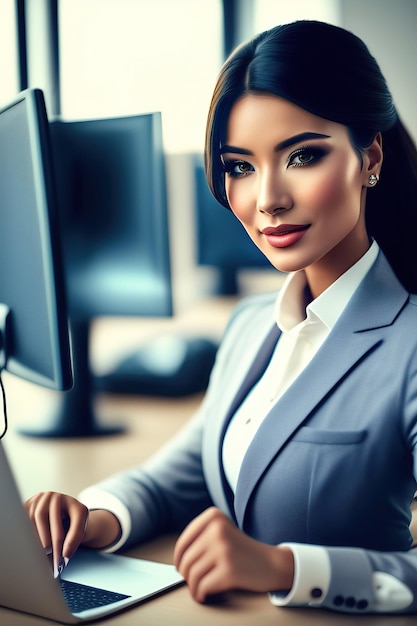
[220,132,331,156]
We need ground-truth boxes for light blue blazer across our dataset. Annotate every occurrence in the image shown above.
[96,251,417,614]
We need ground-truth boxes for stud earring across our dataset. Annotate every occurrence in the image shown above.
[368,174,379,186]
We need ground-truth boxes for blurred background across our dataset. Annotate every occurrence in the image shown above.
[0,0,416,443]
[2,0,416,304]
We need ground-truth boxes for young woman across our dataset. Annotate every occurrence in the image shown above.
[26,21,417,614]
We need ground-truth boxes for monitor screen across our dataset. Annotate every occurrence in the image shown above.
[0,89,72,391]
[49,113,172,319]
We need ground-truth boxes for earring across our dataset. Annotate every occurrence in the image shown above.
[368,174,379,186]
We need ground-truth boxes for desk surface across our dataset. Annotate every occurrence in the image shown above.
[1,305,416,625]
[0,535,415,626]
[0,537,415,626]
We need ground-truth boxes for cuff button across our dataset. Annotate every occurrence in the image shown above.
[357,599,368,610]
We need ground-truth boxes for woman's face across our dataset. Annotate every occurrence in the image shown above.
[221,94,380,295]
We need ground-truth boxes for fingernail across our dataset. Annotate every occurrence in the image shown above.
[54,557,67,579]
[45,547,53,571]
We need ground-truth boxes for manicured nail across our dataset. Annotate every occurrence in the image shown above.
[54,557,67,579]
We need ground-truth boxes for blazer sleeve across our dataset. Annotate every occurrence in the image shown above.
[79,404,214,548]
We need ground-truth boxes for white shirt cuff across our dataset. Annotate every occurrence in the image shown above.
[78,487,132,553]
[269,543,414,612]
[269,543,330,607]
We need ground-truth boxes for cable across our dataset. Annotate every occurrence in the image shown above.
[0,372,8,440]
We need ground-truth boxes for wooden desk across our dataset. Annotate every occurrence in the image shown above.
[0,535,415,625]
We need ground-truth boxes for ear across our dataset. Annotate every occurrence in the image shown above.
[363,132,383,187]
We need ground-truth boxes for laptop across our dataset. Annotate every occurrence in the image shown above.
[0,442,184,623]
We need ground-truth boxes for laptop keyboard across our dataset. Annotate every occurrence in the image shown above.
[59,578,131,614]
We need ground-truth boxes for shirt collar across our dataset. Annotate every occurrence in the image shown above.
[275,241,380,332]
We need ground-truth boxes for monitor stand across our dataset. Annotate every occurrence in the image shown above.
[19,318,125,438]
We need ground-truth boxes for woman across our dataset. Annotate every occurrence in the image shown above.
[26,21,417,614]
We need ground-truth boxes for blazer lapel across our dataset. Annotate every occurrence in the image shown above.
[233,252,409,528]
[225,323,281,421]
[203,323,281,519]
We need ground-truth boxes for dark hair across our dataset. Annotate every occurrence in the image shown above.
[205,20,417,292]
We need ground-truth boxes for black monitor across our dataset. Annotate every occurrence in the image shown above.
[193,153,272,295]
[35,111,172,436]
[49,114,172,319]
[0,89,72,415]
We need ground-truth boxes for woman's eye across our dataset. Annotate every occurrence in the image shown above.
[223,160,254,178]
[287,146,327,168]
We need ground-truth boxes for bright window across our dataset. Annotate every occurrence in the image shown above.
[58,0,223,153]
[0,0,19,103]
[253,0,341,32]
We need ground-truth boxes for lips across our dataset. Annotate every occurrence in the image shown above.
[262,224,310,236]
[262,224,310,248]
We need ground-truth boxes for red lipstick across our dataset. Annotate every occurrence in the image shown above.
[262,224,310,248]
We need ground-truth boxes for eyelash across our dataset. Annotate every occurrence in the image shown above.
[222,160,253,178]
[287,145,328,168]
[222,144,328,179]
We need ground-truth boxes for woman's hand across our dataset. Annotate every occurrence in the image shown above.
[25,492,121,577]
[173,507,294,603]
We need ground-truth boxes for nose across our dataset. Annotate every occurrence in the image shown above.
[256,168,293,215]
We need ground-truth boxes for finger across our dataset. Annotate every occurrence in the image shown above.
[175,528,207,581]
[62,502,89,561]
[26,492,54,550]
[49,495,89,575]
[181,543,234,604]
[49,494,71,576]
[192,563,229,604]
[173,507,220,569]
[184,552,217,603]
[174,522,203,571]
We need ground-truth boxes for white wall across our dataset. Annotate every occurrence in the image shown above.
[340,0,417,142]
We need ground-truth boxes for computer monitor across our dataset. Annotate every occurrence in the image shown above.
[193,153,272,295]
[49,114,172,319]
[37,111,172,436]
[0,89,72,418]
